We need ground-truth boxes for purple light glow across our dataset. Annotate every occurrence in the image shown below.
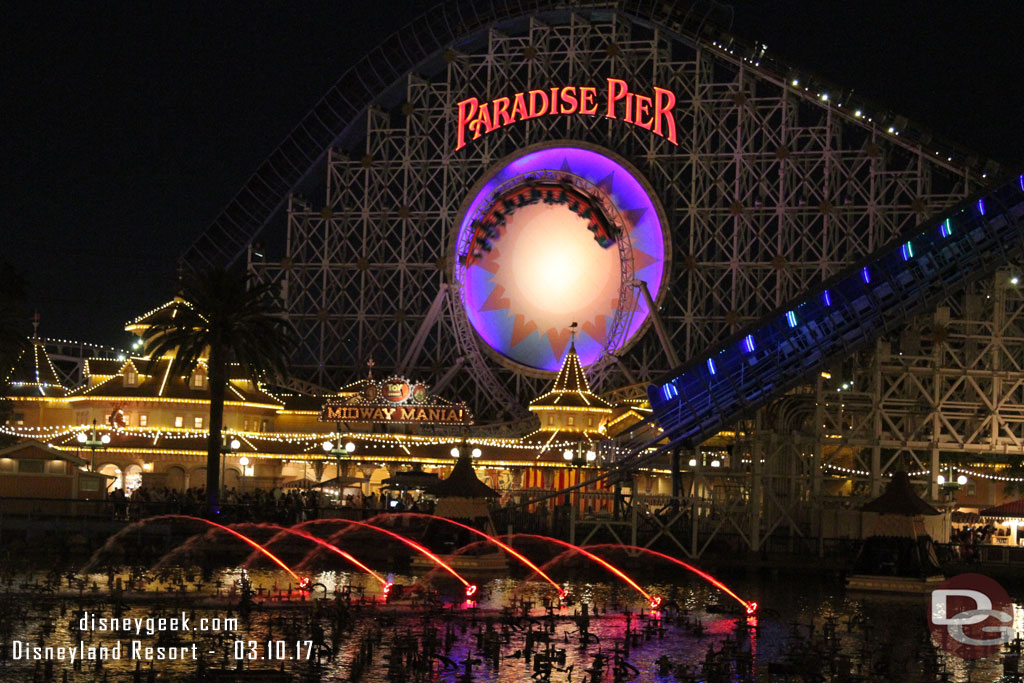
[455,146,666,371]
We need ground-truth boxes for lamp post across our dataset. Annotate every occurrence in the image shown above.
[238,456,250,493]
[322,424,356,500]
[76,419,111,472]
[562,441,597,468]
[220,436,241,500]
[937,464,969,499]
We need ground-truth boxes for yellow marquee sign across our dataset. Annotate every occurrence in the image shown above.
[319,376,472,425]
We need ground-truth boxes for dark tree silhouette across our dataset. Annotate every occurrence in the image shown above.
[142,266,294,514]
[0,262,30,443]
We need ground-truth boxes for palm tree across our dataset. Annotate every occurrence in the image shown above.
[143,266,294,515]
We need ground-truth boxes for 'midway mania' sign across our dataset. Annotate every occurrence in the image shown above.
[456,78,678,150]
[319,377,473,425]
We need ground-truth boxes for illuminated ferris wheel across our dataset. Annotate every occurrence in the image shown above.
[184,1,982,421]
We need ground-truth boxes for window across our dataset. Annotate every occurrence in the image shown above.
[123,369,138,387]
[567,416,575,426]
[18,459,45,473]
[80,479,100,492]
[194,416,204,429]
[139,414,148,427]
[174,416,184,428]
[243,419,249,431]
[547,415,554,426]
[261,420,268,432]
[587,417,593,427]
[191,372,205,389]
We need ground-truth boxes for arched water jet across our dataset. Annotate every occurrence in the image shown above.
[224,522,389,590]
[262,518,476,597]
[508,534,660,608]
[584,544,757,615]
[390,513,566,599]
[82,514,302,583]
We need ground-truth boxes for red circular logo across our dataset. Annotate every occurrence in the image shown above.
[928,573,1013,659]
[384,381,410,403]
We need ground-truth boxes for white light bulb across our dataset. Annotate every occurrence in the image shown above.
[472,448,482,458]
[230,439,241,450]
[100,434,111,444]
[450,447,460,458]
[957,475,968,486]
[586,450,597,462]
[710,459,721,468]
[563,450,574,461]
[239,456,249,467]
[937,474,946,486]
[77,433,87,443]
[322,441,334,452]
[688,458,697,467]
[345,442,356,453]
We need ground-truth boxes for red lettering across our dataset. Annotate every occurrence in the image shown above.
[634,94,652,129]
[579,87,598,115]
[510,92,529,121]
[605,78,628,118]
[527,89,550,118]
[559,86,578,114]
[455,97,479,150]
[492,96,513,126]
[473,102,496,136]
[624,93,633,124]
[653,87,677,143]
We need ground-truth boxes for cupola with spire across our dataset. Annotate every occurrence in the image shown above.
[3,314,66,398]
[527,323,611,438]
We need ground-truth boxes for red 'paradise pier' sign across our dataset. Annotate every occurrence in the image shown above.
[456,78,677,150]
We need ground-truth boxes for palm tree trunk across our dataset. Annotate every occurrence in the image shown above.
[206,347,227,516]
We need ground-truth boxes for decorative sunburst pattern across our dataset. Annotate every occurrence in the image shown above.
[455,146,666,372]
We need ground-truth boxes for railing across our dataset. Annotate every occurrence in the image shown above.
[650,174,1024,450]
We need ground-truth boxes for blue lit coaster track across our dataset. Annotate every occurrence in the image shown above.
[643,172,1024,455]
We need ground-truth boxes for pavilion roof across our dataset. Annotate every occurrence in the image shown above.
[979,499,1024,519]
[426,454,497,498]
[75,356,282,407]
[4,338,66,397]
[860,472,941,516]
[529,341,611,411]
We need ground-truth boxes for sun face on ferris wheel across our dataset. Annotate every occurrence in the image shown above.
[455,145,667,373]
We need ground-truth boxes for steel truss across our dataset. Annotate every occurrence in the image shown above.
[249,8,977,422]
[615,270,1024,559]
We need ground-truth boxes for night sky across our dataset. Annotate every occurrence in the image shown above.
[3,1,1022,350]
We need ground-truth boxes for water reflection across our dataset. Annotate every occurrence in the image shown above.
[0,568,1018,681]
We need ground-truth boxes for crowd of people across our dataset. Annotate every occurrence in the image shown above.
[110,485,435,523]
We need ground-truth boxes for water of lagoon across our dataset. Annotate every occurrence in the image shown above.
[0,567,1020,682]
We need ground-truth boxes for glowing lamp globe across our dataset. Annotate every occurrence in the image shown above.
[563,450,574,461]
[937,474,946,486]
[450,447,460,458]
[322,441,334,452]
[100,434,111,445]
[957,474,968,486]
[77,433,87,444]
[230,439,241,450]
[345,442,356,453]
